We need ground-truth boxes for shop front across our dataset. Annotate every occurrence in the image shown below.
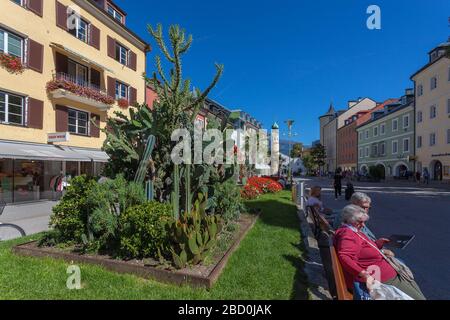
[0,140,108,204]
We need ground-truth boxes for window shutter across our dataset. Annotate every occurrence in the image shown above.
[27,0,43,17]
[90,114,101,138]
[56,1,68,30]
[55,105,68,132]
[27,39,44,73]
[129,87,137,105]
[107,36,116,59]
[89,25,101,50]
[107,76,116,98]
[90,68,101,88]
[128,51,137,71]
[27,98,44,129]
[55,51,68,74]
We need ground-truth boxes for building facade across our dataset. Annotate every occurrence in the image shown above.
[357,91,415,179]
[411,41,450,181]
[0,0,150,203]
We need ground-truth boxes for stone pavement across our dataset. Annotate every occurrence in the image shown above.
[1,201,56,237]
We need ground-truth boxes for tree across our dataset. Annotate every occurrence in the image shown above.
[302,154,315,176]
[310,143,326,170]
[290,143,304,158]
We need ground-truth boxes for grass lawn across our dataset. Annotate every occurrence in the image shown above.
[0,191,309,300]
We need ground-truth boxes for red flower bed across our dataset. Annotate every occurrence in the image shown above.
[46,79,115,105]
[241,177,282,200]
[0,53,25,74]
[241,184,260,200]
[118,98,129,109]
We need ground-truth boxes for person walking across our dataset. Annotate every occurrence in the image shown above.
[334,169,343,200]
[423,168,430,185]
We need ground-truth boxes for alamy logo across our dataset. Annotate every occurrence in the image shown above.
[367,5,381,30]
[66,265,81,290]
[67,5,81,31]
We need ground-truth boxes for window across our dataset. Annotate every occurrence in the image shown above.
[11,0,23,6]
[380,143,386,156]
[447,129,450,144]
[417,136,422,149]
[68,109,88,135]
[392,140,398,154]
[107,5,124,23]
[67,60,88,86]
[372,144,378,156]
[417,84,423,97]
[392,119,398,132]
[359,148,363,159]
[0,91,25,125]
[447,99,450,115]
[373,126,378,137]
[430,105,437,119]
[365,147,369,158]
[365,130,369,139]
[0,28,24,60]
[403,138,410,153]
[359,132,363,141]
[403,115,410,129]
[380,123,386,135]
[430,133,436,146]
[69,17,89,43]
[115,81,129,100]
[115,43,128,65]
[417,111,423,123]
[430,77,437,90]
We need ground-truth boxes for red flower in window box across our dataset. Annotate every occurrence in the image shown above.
[46,79,115,105]
[117,98,129,109]
[0,53,25,74]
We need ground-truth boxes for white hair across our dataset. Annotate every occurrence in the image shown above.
[341,205,370,225]
[351,192,372,206]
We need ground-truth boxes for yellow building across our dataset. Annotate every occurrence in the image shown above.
[411,40,450,182]
[0,0,150,203]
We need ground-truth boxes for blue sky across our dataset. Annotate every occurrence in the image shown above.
[118,0,449,144]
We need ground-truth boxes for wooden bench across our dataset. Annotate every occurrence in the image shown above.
[306,205,334,238]
[330,245,353,300]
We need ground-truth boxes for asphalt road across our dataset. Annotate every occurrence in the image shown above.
[301,177,450,300]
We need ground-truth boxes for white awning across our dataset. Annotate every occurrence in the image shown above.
[0,141,109,162]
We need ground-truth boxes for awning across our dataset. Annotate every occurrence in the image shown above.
[0,141,109,163]
[50,42,115,74]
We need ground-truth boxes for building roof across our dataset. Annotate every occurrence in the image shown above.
[356,100,413,130]
[411,41,450,80]
[355,98,399,126]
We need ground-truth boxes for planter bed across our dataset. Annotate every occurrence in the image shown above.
[13,213,259,289]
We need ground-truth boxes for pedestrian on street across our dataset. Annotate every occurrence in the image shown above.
[334,169,343,200]
[423,169,430,185]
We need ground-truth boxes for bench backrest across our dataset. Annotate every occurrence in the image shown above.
[330,245,353,300]
[0,200,6,216]
[307,205,334,237]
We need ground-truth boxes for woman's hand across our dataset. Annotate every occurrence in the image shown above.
[382,249,395,258]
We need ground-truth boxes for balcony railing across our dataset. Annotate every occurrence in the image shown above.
[54,72,104,94]
[47,72,115,107]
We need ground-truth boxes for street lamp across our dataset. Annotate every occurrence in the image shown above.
[284,120,298,185]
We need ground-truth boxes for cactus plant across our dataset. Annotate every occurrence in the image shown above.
[171,164,180,220]
[134,135,156,185]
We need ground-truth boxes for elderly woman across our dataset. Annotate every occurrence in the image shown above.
[334,205,426,300]
[306,186,334,215]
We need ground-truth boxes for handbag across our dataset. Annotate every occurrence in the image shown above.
[348,226,416,283]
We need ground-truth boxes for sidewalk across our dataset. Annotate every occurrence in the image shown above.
[1,201,56,237]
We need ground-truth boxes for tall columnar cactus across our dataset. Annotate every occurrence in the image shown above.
[172,164,180,220]
[134,135,156,185]
[184,164,192,214]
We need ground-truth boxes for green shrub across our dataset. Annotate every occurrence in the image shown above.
[119,202,172,259]
[213,181,245,222]
[49,176,96,244]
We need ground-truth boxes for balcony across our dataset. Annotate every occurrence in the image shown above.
[47,73,115,111]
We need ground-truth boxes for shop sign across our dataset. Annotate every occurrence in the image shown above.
[48,132,70,143]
